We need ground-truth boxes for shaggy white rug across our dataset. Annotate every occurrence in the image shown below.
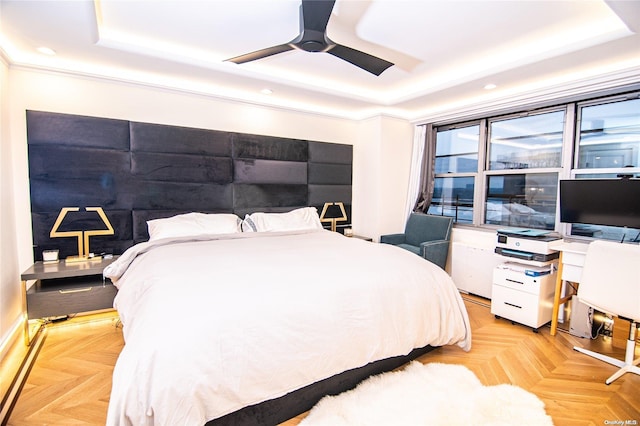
[300,361,553,426]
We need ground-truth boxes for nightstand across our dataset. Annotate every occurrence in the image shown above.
[21,256,118,345]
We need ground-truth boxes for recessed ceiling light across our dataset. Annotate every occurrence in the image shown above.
[484,83,497,90]
[36,46,56,56]
[260,88,273,95]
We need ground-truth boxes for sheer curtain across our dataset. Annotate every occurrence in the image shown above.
[404,125,426,220]
[406,124,436,217]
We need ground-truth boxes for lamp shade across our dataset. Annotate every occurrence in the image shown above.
[319,202,348,232]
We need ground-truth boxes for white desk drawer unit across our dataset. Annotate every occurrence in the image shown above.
[491,263,557,331]
[548,240,589,336]
[561,250,587,282]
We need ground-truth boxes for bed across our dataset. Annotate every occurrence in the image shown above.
[104,209,471,426]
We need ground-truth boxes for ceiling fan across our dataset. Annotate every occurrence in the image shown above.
[225,0,394,76]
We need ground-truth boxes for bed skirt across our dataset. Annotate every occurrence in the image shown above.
[206,345,436,426]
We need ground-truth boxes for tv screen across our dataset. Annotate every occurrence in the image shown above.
[559,179,640,229]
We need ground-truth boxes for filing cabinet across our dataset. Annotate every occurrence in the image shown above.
[491,262,557,331]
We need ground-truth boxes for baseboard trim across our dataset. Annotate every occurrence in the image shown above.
[0,316,25,361]
[0,323,46,425]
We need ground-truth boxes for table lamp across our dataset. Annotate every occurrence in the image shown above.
[49,207,114,262]
[319,202,348,232]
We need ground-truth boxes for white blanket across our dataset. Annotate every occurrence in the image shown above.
[105,230,471,426]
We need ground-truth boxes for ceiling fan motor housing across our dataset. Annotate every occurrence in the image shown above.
[294,29,333,52]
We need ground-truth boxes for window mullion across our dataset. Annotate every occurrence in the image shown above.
[476,119,488,225]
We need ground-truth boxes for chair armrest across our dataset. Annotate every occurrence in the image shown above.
[380,234,406,245]
[420,240,450,270]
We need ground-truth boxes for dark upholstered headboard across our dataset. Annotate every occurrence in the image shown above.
[26,110,352,260]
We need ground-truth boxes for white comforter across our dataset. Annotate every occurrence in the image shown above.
[105,230,471,426]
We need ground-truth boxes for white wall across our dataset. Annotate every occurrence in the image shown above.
[1,67,418,347]
[0,58,22,355]
[378,116,414,234]
[352,115,413,240]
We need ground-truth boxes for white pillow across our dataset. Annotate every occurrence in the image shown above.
[242,207,323,232]
[147,213,242,241]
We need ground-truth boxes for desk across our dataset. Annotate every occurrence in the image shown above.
[549,241,589,335]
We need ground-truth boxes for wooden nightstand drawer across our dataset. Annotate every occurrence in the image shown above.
[26,275,117,319]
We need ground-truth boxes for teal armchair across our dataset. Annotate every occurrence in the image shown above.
[380,213,453,269]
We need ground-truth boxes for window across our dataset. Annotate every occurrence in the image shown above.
[485,173,557,230]
[485,110,564,230]
[568,97,640,241]
[488,112,564,171]
[428,124,480,224]
[576,98,640,170]
[426,90,640,241]
[429,176,475,223]
[434,125,479,173]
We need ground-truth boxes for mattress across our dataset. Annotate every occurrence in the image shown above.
[104,230,471,425]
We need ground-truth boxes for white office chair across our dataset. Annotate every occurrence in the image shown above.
[573,240,640,385]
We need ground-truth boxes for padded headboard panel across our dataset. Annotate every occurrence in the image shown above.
[26,110,352,260]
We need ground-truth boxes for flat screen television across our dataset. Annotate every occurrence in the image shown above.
[559,179,640,229]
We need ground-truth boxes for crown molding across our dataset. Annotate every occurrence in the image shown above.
[411,65,640,125]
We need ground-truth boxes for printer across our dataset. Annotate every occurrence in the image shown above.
[492,229,561,330]
[495,228,561,262]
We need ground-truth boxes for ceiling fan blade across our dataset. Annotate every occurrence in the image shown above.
[226,44,294,64]
[327,44,394,76]
[301,0,336,33]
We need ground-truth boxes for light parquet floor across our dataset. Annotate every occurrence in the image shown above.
[423,299,640,426]
[6,316,123,426]
[5,296,640,426]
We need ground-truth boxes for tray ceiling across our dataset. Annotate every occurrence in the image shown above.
[1,0,639,120]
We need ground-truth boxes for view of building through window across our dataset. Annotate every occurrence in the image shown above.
[429,125,479,223]
[427,92,640,241]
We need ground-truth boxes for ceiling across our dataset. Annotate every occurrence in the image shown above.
[1,0,639,121]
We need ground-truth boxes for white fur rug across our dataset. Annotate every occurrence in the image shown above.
[300,361,553,426]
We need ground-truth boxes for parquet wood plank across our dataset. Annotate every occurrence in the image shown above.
[5,296,640,426]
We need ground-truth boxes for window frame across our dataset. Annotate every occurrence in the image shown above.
[483,107,569,231]
[564,94,640,238]
[428,90,640,237]
[430,120,485,224]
